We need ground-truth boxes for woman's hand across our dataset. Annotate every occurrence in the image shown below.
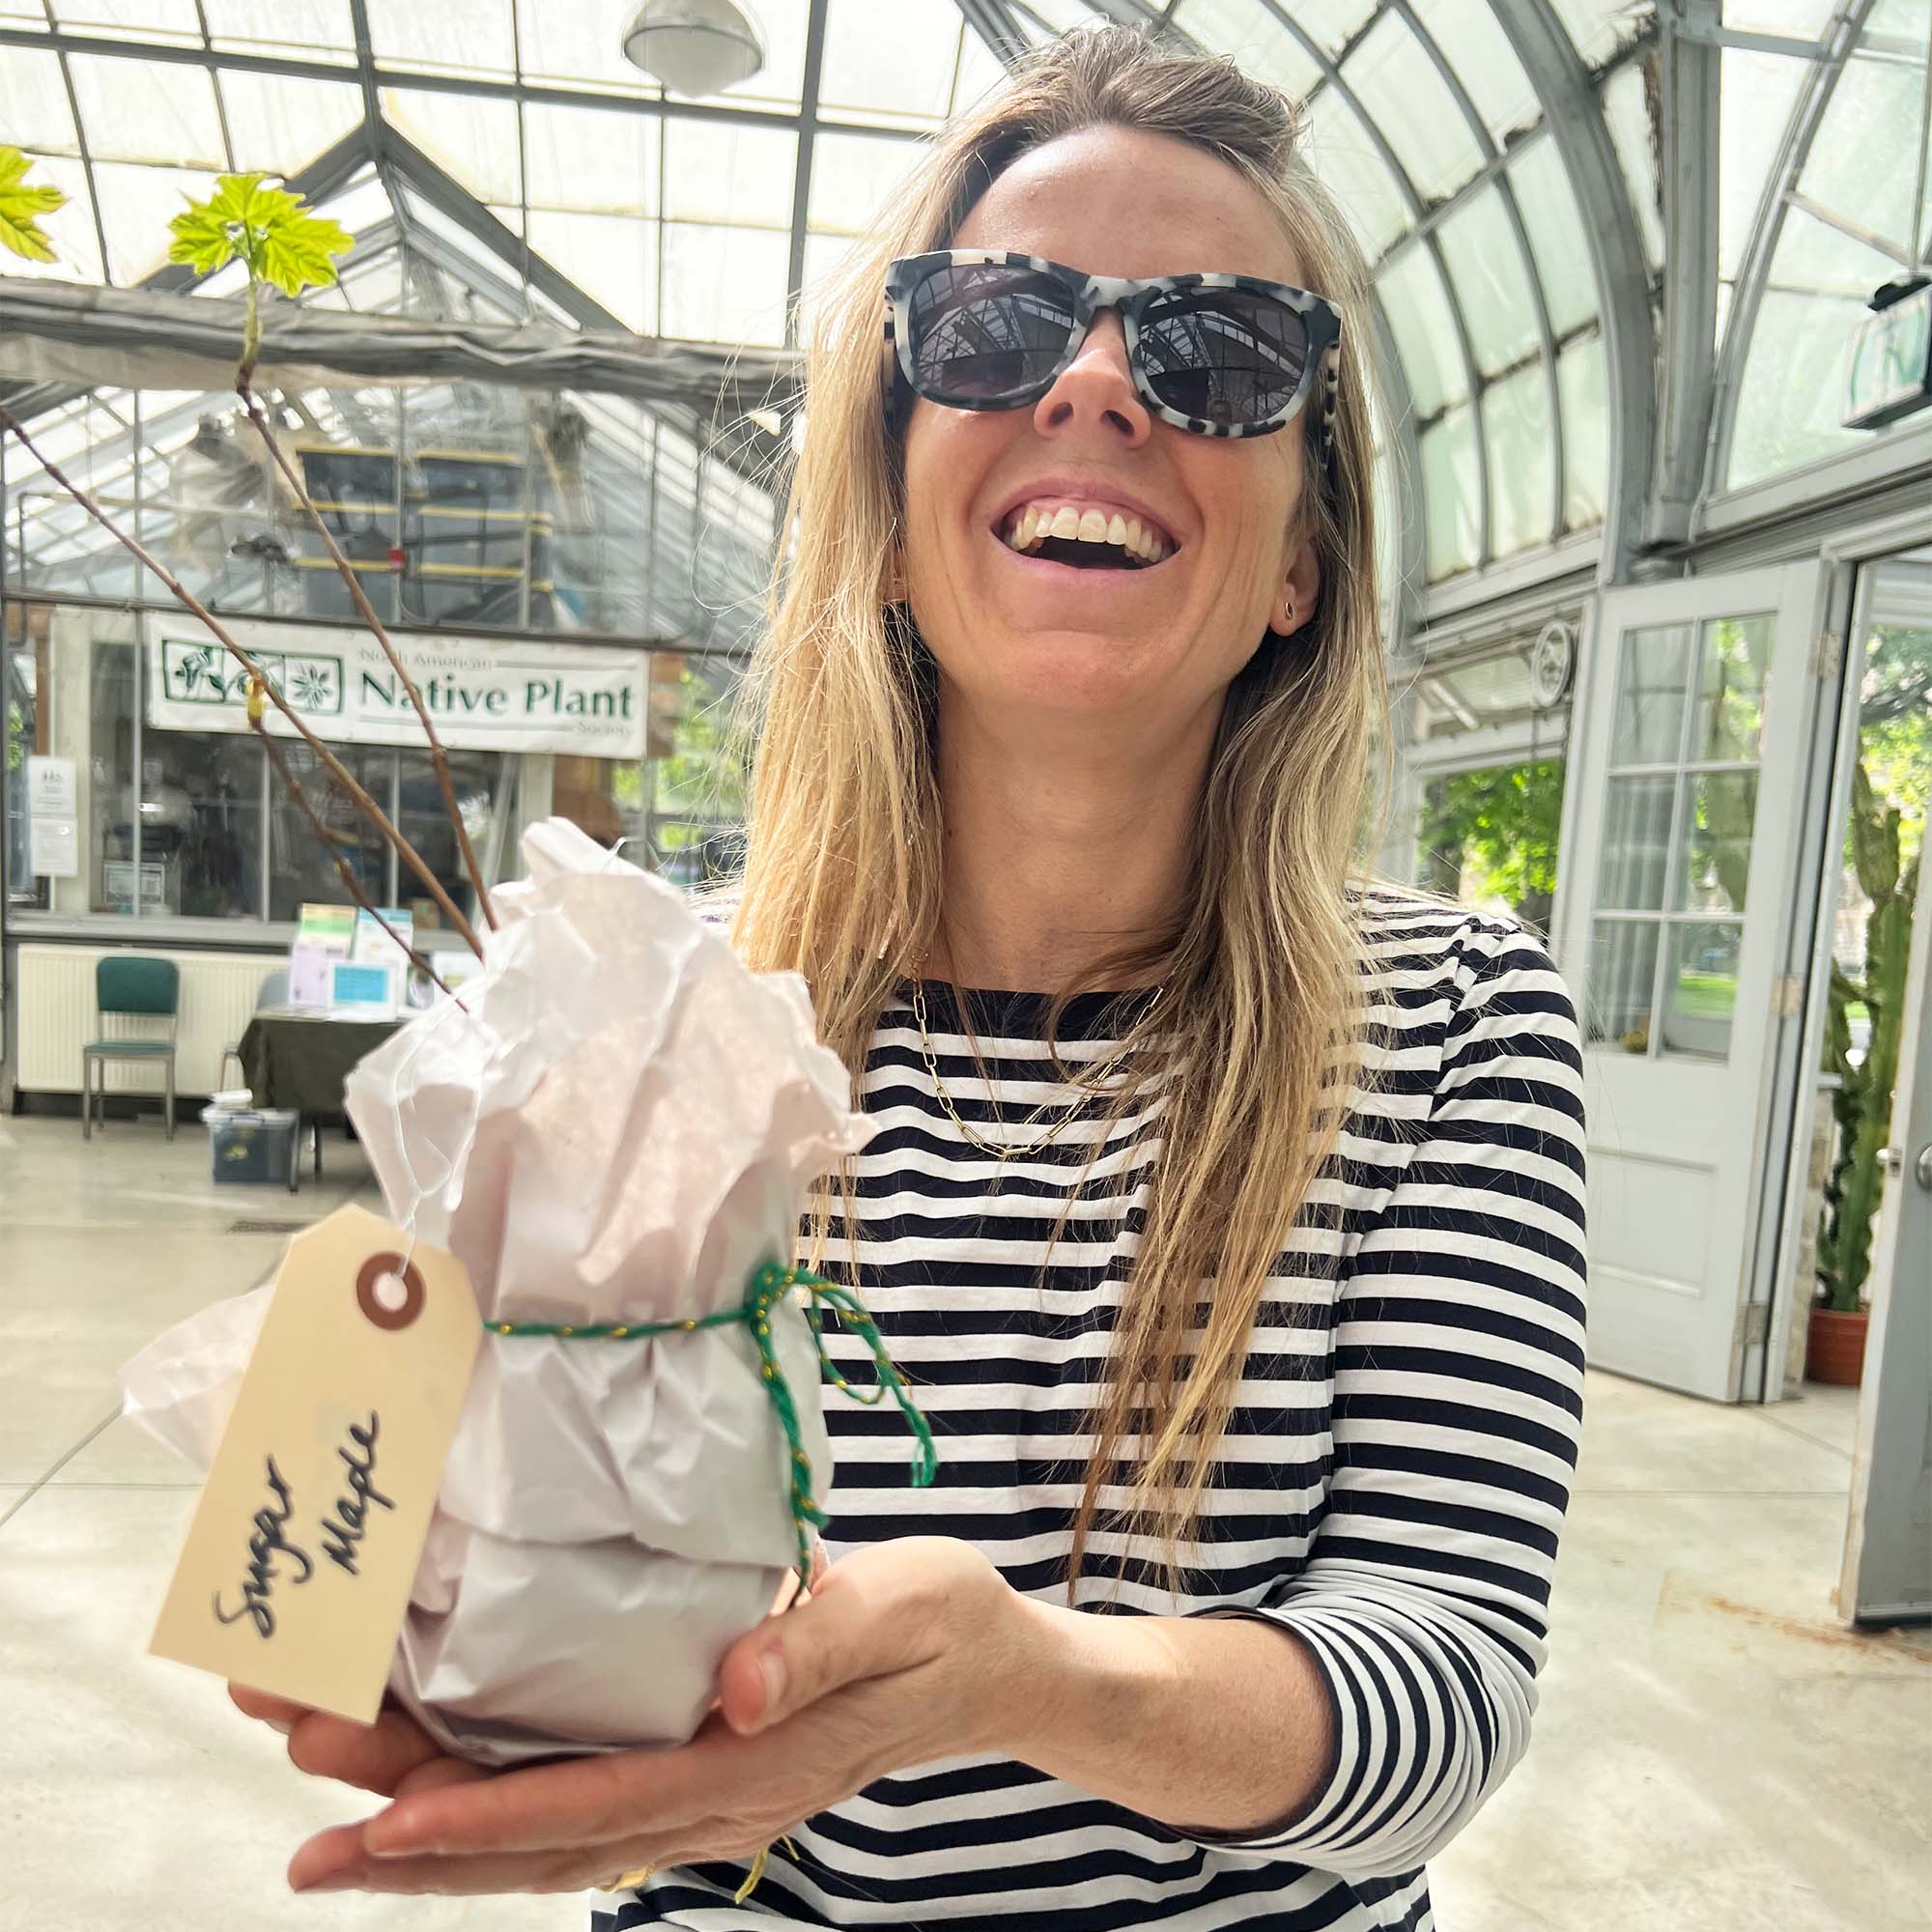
[234,1536,1035,1895]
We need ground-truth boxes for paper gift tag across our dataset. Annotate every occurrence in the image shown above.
[150,1203,480,1724]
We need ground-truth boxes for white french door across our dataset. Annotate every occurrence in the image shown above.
[1557,562,1828,1399]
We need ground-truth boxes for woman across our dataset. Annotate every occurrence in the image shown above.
[236,27,1587,1931]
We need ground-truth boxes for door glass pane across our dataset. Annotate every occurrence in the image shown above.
[266,743,393,923]
[398,746,507,938]
[1662,921,1743,1059]
[1676,772,1759,914]
[1587,918,1660,1053]
[1692,613,1774,761]
[1611,623,1692,764]
[142,722,264,919]
[1599,775,1675,909]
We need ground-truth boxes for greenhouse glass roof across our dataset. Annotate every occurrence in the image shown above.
[2,0,1929,611]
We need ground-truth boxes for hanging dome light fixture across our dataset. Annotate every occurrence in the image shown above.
[620,0,766,98]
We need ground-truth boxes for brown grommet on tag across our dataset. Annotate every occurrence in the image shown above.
[356,1253,426,1331]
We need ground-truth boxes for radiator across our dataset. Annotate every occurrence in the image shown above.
[15,944,281,1097]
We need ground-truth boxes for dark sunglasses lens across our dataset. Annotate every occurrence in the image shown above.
[1138,288,1310,427]
[907,263,1077,403]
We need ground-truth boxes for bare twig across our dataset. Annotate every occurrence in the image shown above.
[0,403,485,958]
[249,690,458,1003]
[240,386,497,929]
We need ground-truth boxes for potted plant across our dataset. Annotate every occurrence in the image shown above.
[1811,759,1920,1384]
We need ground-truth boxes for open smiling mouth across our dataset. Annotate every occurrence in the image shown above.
[998,502,1176,570]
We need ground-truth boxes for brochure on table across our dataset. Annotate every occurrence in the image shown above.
[287,902,414,1016]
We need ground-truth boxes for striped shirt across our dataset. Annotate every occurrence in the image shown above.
[597,890,1588,1931]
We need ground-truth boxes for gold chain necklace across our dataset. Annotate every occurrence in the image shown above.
[909,977,1165,1162]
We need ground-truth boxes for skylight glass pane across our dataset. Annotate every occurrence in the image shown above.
[1345,14,1485,204]
[1377,245,1468,415]
[733,1,810,112]
[515,1,659,96]
[0,153,99,282]
[0,47,79,152]
[50,1,201,43]
[821,0,962,120]
[526,211,657,332]
[952,25,1008,115]
[203,0,355,61]
[0,4,48,27]
[364,0,516,79]
[524,103,658,215]
[1719,48,1807,283]
[1419,402,1480,579]
[1722,0,1836,34]
[662,121,796,228]
[1796,52,1926,257]
[1437,188,1541,377]
[1603,62,1665,273]
[219,71,364,173]
[1305,87,1410,258]
[1557,329,1607,527]
[1510,135,1598,338]
[381,88,522,204]
[91,159,211,282]
[661,223,789,345]
[1410,0,1541,144]
[1171,0,1323,100]
[809,130,926,237]
[1293,0,1380,56]
[1482,361,1553,556]
[69,53,226,166]
[798,231,860,339]
[1548,0,1635,67]
[1726,208,1896,488]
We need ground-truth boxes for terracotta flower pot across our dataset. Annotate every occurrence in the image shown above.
[1806,1304,1869,1386]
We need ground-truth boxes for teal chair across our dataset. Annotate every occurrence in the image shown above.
[81,955,179,1142]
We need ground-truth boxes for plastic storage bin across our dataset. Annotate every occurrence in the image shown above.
[201,1106,299,1186]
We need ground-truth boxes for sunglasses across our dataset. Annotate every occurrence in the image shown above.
[884,249,1343,448]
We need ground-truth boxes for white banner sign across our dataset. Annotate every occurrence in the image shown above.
[147,619,647,758]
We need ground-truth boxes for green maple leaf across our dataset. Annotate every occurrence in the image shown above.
[0,145,67,264]
[167,172,353,296]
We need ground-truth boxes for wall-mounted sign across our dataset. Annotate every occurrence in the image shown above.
[146,619,648,759]
[25,754,78,878]
[1845,280,1932,432]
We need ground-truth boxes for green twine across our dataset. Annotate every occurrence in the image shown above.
[486,1264,938,1582]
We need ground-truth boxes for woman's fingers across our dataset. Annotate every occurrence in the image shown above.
[285,1706,452,1797]
[290,1828,601,1896]
[228,1683,312,1733]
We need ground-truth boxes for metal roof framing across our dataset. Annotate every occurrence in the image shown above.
[1491,0,1656,584]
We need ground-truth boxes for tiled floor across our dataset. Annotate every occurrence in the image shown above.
[3,1113,1927,1930]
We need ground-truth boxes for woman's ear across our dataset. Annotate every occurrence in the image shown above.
[1266,536,1321,639]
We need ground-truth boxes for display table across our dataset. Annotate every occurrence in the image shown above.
[237,1010,404,1181]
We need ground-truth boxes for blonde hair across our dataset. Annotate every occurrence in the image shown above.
[734,25,1394,1587]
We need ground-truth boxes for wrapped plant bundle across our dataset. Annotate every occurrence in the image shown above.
[121,817,887,1764]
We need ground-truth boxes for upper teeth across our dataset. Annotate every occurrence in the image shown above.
[1002,501,1171,564]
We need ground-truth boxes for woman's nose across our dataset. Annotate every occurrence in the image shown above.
[1031,311,1151,445]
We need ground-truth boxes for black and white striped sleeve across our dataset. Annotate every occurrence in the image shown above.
[1207,919,1588,1878]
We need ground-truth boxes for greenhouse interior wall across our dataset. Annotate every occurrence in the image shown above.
[1,0,1927,1365]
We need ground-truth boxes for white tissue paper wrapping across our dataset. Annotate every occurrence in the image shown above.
[119,818,872,1764]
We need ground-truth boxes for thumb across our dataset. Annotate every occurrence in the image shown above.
[717,1558,905,1738]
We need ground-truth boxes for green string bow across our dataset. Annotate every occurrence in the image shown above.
[486,1264,938,1582]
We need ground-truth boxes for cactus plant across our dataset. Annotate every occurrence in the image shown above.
[1817,760,1920,1313]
